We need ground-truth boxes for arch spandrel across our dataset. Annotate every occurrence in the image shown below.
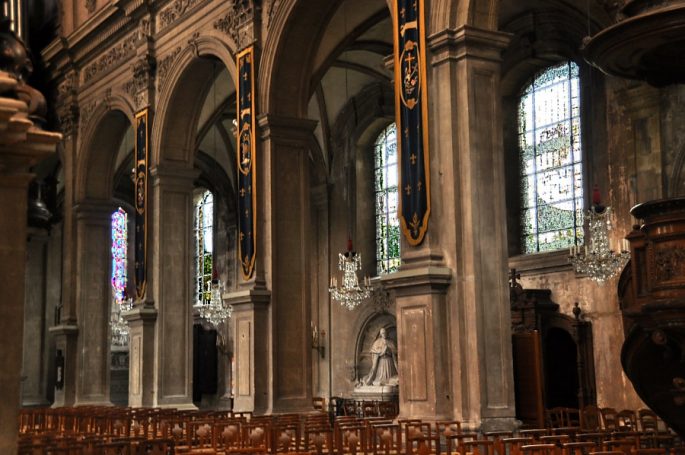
[153,35,238,168]
[75,95,135,203]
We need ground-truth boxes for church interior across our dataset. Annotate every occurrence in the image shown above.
[2,0,685,454]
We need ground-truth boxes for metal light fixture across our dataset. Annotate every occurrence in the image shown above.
[194,277,231,329]
[569,190,630,283]
[329,240,372,310]
[111,291,133,346]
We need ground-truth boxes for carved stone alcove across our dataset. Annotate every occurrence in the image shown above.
[352,312,398,399]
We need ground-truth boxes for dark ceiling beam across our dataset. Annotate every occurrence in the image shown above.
[331,59,391,83]
[309,7,390,97]
[347,39,393,56]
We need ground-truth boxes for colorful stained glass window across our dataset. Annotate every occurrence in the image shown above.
[111,208,128,303]
[194,190,214,305]
[519,61,584,254]
[375,123,401,275]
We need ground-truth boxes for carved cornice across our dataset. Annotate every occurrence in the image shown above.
[82,25,148,86]
[214,0,261,48]
[158,0,204,32]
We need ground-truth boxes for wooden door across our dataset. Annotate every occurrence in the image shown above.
[512,331,545,427]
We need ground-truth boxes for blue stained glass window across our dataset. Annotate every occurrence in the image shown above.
[111,208,128,303]
[375,123,401,275]
[194,190,214,305]
[519,61,584,253]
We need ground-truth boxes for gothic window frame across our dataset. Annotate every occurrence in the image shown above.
[518,60,584,255]
[193,188,215,306]
[111,207,128,304]
[374,122,401,275]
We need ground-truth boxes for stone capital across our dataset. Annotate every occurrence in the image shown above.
[48,324,79,337]
[123,306,158,325]
[150,163,199,189]
[257,114,318,145]
[428,25,512,67]
[224,287,271,310]
[381,265,452,296]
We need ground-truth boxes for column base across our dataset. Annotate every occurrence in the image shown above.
[123,306,157,408]
[48,324,78,407]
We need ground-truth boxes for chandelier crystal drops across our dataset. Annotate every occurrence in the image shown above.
[329,240,372,310]
[569,204,630,283]
[111,292,133,346]
[194,278,232,329]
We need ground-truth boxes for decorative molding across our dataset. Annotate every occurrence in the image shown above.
[57,72,78,105]
[265,0,279,29]
[158,0,202,32]
[80,101,97,126]
[157,46,182,86]
[214,0,260,48]
[82,28,146,85]
[86,0,97,14]
[124,54,156,99]
[57,104,79,137]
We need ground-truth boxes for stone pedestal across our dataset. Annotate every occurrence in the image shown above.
[226,288,270,414]
[0,74,61,454]
[382,266,451,421]
[124,306,157,407]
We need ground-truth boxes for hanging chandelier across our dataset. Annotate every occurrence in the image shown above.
[329,240,372,310]
[194,277,232,329]
[111,290,133,346]
[569,190,630,283]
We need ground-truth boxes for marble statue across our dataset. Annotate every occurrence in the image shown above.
[362,328,398,386]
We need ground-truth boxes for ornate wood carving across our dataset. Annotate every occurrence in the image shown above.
[86,0,97,14]
[654,247,685,282]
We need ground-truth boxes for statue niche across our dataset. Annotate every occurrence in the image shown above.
[353,313,399,398]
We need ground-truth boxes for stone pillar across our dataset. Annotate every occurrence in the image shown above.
[123,306,157,407]
[21,229,51,407]
[382,267,452,421]
[52,69,80,407]
[426,25,516,430]
[258,115,316,413]
[225,289,270,413]
[0,75,60,454]
[73,200,116,406]
[150,164,198,409]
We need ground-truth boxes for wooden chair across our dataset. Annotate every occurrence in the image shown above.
[520,430,550,440]
[502,437,535,455]
[369,423,401,455]
[561,441,598,455]
[616,411,638,432]
[435,421,462,455]
[462,439,497,455]
[600,409,618,432]
[521,444,558,455]
[581,406,603,432]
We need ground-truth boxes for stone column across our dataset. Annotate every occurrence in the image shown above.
[0,75,60,454]
[52,69,80,407]
[21,229,51,407]
[225,289,270,413]
[150,164,198,409]
[426,25,516,430]
[72,200,116,406]
[258,115,316,413]
[123,306,157,407]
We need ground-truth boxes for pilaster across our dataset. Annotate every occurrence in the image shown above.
[73,200,118,406]
[123,306,157,407]
[425,25,517,430]
[225,288,271,414]
[150,164,199,409]
[258,114,318,412]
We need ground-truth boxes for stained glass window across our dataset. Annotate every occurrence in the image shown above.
[375,123,401,275]
[519,61,584,254]
[111,208,128,303]
[194,190,214,305]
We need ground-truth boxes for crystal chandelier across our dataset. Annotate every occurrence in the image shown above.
[329,240,372,310]
[111,292,133,346]
[194,278,232,329]
[569,204,630,283]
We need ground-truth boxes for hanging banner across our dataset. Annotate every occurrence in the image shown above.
[134,108,149,299]
[393,0,430,245]
[237,46,256,279]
